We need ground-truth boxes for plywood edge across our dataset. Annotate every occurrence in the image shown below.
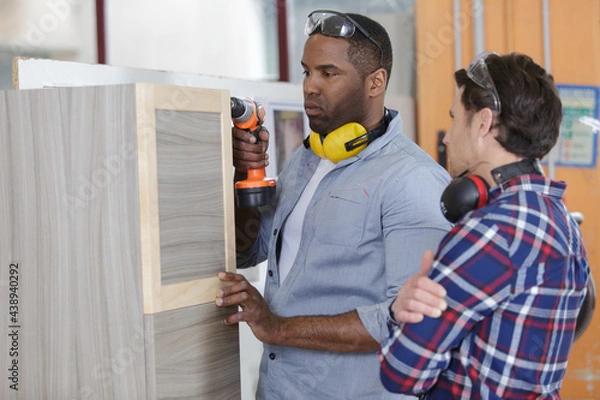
[11,57,27,89]
[136,84,162,315]
[220,92,237,274]
[157,277,225,313]
[149,83,228,112]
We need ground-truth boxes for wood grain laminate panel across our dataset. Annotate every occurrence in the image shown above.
[147,303,241,400]
[155,110,224,285]
[136,84,235,314]
[0,85,148,398]
[0,83,239,399]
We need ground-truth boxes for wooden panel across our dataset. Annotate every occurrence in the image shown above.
[136,84,235,314]
[485,0,544,61]
[146,303,240,400]
[509,0,543,61]
[0,83,240,399]
[0,85,148,398]
[156,110,224,285]
[459,0,474,66]
[414,0,456,155]
[484,0,509,54]
[545,1,600,398]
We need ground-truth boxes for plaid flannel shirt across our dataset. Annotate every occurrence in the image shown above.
[380,175,589,399]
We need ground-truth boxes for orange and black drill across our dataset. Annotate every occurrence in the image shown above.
[230,97,276,208]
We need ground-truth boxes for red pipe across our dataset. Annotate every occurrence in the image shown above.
[276,0,289,82]
[96,0,106,64]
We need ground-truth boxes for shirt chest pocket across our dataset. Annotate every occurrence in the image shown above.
[312,189,369,246]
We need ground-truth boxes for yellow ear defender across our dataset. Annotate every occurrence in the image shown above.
[308,122,368,163]
[304,109,392,163]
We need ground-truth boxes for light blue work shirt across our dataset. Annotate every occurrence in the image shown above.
[238,110,452,399]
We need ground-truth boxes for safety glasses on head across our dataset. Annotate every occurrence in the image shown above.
[466,51,501,113]
[305,10,384,69]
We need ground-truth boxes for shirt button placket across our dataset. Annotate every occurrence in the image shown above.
[270,228,278,279]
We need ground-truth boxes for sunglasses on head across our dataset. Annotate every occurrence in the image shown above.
[305,10,384,69]
[466,51,502,113]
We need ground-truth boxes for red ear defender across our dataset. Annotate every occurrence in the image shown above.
[440,159,544,223]
[440,175,490,223]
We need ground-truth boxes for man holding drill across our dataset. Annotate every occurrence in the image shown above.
[217,10,451,399]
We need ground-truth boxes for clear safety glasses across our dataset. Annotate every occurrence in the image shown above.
[305,10,384,69]
[466,52,502,113]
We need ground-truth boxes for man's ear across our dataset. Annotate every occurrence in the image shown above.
[477,107,495,136]
[367,68,387,97]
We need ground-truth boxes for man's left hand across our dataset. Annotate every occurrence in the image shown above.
[216,271,281,344]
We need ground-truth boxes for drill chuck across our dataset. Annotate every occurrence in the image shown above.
[230,97,252,121]
[230,97,264,132]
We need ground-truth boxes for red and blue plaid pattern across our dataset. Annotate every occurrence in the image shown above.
[380,175,589,399]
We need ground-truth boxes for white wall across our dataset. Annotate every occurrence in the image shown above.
[0,0,97,89]
[1,1,417,95]
[0,0,96,60]
[105,0,279,81]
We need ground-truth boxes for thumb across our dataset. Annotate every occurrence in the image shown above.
[420,249,435,275]
[258,127,270,142]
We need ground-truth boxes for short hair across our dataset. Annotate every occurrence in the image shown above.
[455,53,562,159]
[310,13,393,86]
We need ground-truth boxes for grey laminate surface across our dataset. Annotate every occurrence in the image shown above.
[0,84,240,399]
[149,303,240,399]
[156,110,225,285]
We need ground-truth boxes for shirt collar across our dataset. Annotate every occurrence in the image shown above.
[336,109,401,165]
[489,174,567,202]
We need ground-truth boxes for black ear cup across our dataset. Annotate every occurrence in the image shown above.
[439,158,544,223]
[440,175,490,223]
[574,277,596,341]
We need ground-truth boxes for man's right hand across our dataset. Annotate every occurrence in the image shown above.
[232,126,270,175]
[232,126,270,252]
[391,250,448,323]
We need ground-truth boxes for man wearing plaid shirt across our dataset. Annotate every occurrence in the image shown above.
[379,52,590,399]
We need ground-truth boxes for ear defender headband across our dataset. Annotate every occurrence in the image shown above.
[440,158,543,223]
[304,109,391,163]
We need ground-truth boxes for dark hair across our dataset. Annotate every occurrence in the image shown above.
[455,52,562,159]
[310,13,393,86]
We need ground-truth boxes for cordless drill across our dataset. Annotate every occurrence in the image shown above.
[231,97,276,208]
